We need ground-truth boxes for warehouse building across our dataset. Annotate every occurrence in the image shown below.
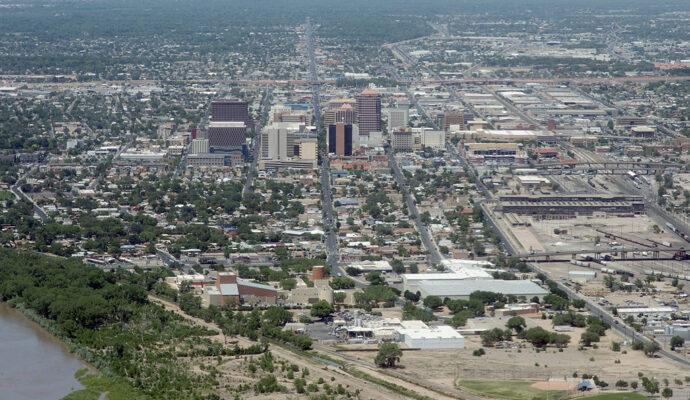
[415,279,549,300]
[397,321,465,349]
[402,271,493,293]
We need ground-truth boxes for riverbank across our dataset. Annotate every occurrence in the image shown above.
[0,302,86,400]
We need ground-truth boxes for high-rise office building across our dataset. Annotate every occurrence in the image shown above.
[355,88,381,137]
[208,121,246,152]
[442,112,465,131]
[191,138,210,155]
[261,128,296,160]
[388,108,409,133]
[335,104,357,124]
[328,123,354,156]
[211,99,251,127]
[391,130,413,152]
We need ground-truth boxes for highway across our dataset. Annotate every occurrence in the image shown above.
[387,149,442,265]
[243,87,273,197]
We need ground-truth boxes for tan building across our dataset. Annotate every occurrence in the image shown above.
[442,112,465,131]
[288,279,333,305]
[392,130,413,152]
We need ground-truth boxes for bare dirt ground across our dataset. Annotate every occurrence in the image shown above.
[151,296,456,400]
[350,314,686,392]
[531,381,578,391]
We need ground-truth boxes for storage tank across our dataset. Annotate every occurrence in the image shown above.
[311,265,325,280]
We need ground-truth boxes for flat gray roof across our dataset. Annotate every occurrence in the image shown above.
[418,280,548,297]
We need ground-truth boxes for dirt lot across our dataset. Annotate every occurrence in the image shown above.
[348,314,686,390]
[152,296,456,400]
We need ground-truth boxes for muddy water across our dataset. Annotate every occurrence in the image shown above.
[0,303,84,399]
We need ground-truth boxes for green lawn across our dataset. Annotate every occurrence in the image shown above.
[458,380,566,400]
[581,393,649,400]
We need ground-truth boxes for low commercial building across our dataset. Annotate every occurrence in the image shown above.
[631,126,655,138]
[397,321,465,349]
[414,279,549,300]
[616,307,676,317]
[517,175,551,187]
[347,260,392,273]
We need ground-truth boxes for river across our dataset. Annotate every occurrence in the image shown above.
[0,303,85,400]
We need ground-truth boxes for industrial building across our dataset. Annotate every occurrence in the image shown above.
[498,194,645,215]
[414,279,549,300]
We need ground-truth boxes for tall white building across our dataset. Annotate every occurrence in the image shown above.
[388,108,409,133]
[420,129,445,149]
[191,138,209,154]
[261,128,293,160]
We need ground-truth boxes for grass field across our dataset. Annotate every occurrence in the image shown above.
[458,380,566,400]
[61,368,146,400]
[581,393,649,400]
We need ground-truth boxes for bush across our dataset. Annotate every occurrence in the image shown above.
[473,348,485,357]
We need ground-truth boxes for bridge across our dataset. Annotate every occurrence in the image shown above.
[516,247,686,262]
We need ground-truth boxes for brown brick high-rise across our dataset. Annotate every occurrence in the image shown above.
[355,88,381,137]
[211,99,252,128]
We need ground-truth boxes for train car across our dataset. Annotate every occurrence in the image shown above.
[627,170,637,179]
[570,260,591,268]
[666,222,677,233]
[615,269,634,278]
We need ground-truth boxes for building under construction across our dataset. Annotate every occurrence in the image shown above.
[498,194,645,216]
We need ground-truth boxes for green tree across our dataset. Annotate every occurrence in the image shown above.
[374,343,402,368]
[423,295,443,310]
[643,341,661,357]
[310,300,334,320]
[506,316,526,333]
[525,327,551,347]
[661,388,673,399]
[390,258,405,274]
[580,330,600,346]
[280,278,297,290]
[365,271,384,285]
[670,335,684,349]
[333,292,346,303]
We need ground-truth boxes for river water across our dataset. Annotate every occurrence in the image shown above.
[0,303,85,399]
